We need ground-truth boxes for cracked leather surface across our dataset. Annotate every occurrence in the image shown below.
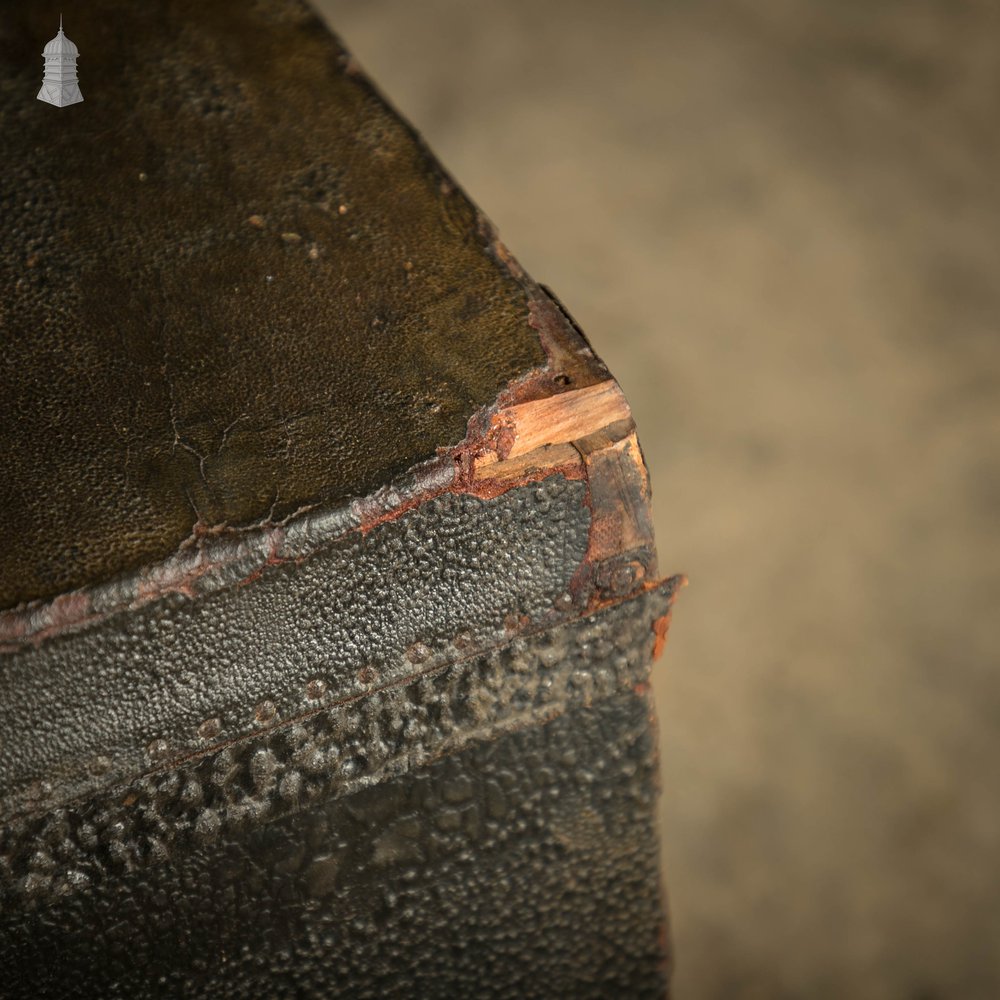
[0,0,547,609]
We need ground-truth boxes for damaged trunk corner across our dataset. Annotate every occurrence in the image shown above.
[0,1,679,996]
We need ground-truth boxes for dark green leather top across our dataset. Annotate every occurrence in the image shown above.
[0,0,545,609]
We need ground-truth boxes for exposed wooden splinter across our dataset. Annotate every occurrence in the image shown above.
[489,380,633,462]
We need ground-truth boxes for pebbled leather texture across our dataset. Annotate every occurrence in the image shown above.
[0,587,673,908]
[17,691,668,1000]
[0,479,592,821]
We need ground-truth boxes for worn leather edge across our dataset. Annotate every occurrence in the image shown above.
[0,281,620,652]
[0,415,672,822]
[0,316,671,820]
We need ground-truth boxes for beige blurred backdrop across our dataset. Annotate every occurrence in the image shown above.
[315,2,1000,996]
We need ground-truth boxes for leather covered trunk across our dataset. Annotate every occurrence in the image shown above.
[0,2,680,996]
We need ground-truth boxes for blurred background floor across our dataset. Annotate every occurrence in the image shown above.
[316,2,1000,996]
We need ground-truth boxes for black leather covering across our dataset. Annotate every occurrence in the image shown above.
[0,1,675,996]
